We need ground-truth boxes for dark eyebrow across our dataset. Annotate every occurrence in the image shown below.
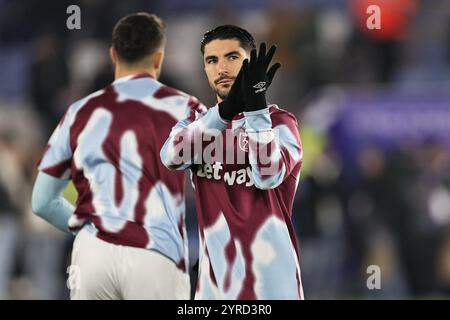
[205,50,242,62]
[224,51,241,58]
[204,55,217,62]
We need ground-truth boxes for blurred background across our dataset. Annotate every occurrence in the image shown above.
[1,0,450,299]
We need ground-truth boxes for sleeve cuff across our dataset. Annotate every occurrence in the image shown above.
[205,105,230,130]
[243,107,270,117]
[244,107,272,133]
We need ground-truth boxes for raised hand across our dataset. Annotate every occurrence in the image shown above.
[241,42,281,112]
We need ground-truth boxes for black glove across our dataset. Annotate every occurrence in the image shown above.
[218,65,245,121]
[241,42,281,112]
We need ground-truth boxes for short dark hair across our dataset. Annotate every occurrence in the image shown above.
[112,12,166,64]
[200,25,256,55]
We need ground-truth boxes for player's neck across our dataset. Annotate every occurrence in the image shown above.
[115,67,157,80]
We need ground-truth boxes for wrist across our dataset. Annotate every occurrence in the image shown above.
[218,101,233,121]
[244,95,267,112]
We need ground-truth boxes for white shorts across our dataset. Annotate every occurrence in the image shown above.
[69,228,190,300]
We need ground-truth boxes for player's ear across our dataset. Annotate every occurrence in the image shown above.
[110,47,117,65]
[153,49,164,71]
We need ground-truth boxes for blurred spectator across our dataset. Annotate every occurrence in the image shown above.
[30,33,70,135]
[347,0,417,83]
[0,134,24,299]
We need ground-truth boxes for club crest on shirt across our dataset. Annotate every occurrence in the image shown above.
[238,132,249,152]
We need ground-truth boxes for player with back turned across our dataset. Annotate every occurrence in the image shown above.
[31,12,207,299]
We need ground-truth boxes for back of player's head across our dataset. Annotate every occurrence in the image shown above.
[112,12,166,64]
[200,25,256,55]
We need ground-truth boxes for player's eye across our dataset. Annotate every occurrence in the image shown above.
[206,58,217,64]
[229,55,239,61]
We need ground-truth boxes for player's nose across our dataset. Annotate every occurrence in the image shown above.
[217,60,229,75]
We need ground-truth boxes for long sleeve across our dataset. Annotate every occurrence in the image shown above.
[160,105,229,170]
[31,171,75,232]
[244,107,302,190]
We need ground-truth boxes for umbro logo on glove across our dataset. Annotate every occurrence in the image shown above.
[253,81,267,93]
